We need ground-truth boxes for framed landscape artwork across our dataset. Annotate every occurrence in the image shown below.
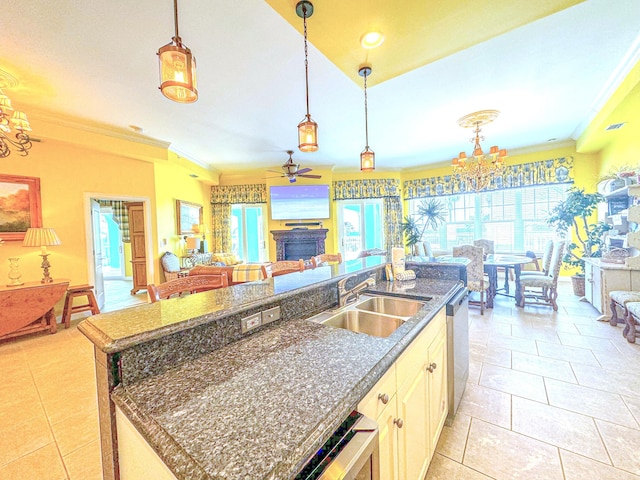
[176,200,203,235]
[0,174,43,242]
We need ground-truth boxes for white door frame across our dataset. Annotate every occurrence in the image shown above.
[83,193,155,289]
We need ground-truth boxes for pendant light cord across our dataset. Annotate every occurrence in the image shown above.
[364,70,369,148]
[302,6,311,118]
[173,0,180,43]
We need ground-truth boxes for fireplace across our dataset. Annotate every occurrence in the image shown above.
[271,229,328,261]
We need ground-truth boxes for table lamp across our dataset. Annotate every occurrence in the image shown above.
[23,227,62,283]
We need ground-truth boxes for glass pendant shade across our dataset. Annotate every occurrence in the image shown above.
[360,147,375,172]
[11,111,31,132]
[158,43,198,103]
[297,115,318,152]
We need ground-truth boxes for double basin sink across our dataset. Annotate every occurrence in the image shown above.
[307,295,427,338]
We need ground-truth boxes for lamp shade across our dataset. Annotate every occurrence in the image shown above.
[22,228,62,247]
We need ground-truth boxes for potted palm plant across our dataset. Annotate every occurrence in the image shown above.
[401,198,447,252]
[547,187,612,296]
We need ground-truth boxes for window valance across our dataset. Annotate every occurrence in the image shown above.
[333,179,401,200]
[210,184,267,204]
[404,157,574,200]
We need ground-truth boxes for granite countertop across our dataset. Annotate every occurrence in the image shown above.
[406,255,471,266]
[112,277,462,480]
[79,256,388,353]
[583,257,640,270]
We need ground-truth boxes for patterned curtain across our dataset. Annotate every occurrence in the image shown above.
[404,157,574,199]
[332,179,402,251]
[210,184,266,253]
[333,178,400,200]
[210,184,267,204]
[383,196,403,250]
[211,203,232,253]
[97,200,130,242]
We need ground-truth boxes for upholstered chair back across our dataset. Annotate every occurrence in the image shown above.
[453,245,484,283]
[473,239,495,255]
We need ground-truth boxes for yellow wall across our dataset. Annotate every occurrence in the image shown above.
[0,117,214,287]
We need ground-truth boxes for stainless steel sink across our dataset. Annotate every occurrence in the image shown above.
[355,297,425,318]
[321,310,405,338]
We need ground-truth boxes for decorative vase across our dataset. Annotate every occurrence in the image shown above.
[7,257,24,287]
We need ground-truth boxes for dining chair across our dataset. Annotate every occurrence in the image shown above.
[520,240,554,277]
[147,273,229,303]
[311,253,343,267]
[473,239,494,255]
[453,244,489,315]
[265,259,305,277]
[518,240,565,311]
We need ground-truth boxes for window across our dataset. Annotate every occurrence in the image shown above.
[409,184,569,253]
[337,199,384,260]
[230,204,268,262]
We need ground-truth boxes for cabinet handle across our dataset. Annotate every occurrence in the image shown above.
[394,418,404,429]
[378,393,389,404]
[427,362,437,373]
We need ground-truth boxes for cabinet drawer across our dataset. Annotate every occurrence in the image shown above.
[358,364,396,420]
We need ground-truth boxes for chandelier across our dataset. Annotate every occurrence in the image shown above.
[158,0,198,103]
[296,1,318,152]
[452,110,507,192]
[359,65,375,171]
[0,89,33,158]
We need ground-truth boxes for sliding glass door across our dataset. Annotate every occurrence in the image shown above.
[337,199,384,260]
[231,204,268,262]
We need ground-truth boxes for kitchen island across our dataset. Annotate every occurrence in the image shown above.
[79,256,463,480]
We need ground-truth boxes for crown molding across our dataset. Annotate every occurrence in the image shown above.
[572,33,640,140]
[29,109,171,149]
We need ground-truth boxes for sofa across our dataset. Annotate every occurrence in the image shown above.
[189,264,268,286]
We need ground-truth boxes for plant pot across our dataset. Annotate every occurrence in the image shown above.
[571,275,585,297]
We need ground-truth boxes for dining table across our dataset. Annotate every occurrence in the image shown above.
[483,254,533,307]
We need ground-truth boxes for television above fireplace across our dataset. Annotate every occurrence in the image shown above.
[270,184,330,220]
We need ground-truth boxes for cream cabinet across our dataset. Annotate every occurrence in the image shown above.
[358,308,448,480]
[584,258,640,320]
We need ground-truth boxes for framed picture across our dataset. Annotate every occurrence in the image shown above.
[0,174,43,242]
[176,200,203,235]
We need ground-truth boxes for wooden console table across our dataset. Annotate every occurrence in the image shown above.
[0,279,70,341]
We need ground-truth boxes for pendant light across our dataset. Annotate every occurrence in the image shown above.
[359,65,375,171]
[158,0,198,103]
[296,1,318,152]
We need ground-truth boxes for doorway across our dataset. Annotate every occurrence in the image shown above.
[84,194,154,312]
[337,199,385,260]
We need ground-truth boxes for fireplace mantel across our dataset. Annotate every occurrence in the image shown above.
[271,229,328,261]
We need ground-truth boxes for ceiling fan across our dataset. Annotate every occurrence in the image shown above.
[267,150,321,183]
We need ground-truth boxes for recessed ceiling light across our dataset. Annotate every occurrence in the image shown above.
[361,31,384,49]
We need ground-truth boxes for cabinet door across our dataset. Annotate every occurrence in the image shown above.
[592,265,603,313]
[378,396,399,480]
[396,366,428,480]
[584,263,595,305]
[427,325,448,460]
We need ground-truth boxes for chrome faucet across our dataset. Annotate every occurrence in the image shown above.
[338,274,376,307]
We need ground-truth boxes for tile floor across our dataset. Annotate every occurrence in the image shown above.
[427,280,640,480]
[1,279,639,479]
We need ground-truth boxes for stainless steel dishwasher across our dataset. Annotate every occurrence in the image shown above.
[445,285,469,425]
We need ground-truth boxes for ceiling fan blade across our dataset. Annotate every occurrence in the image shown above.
[297,174,322,179]
[297,167,312,174]
[267,170,285,175]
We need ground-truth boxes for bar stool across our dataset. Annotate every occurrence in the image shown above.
[62,285,100,328]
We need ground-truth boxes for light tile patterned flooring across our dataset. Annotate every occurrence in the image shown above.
[427,280,640,480]
[1,279,639,479]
